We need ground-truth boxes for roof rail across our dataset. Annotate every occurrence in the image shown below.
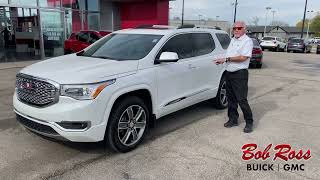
[135,25,175,29]
[195,26,222,30]
[177,24,195,29]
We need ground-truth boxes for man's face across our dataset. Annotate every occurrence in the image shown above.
[233,23,245,38]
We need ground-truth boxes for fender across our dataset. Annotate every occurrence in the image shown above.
[101,83,156,129]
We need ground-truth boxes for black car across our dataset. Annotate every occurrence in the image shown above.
[250,38,263,69]
[287,38,312,53]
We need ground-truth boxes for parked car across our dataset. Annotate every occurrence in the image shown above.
[250,38,263,68]
[314,37,320,44]
[14,26,229,153]
[287,38,312,53]
[64,30,111,54]
[260,36,286,52]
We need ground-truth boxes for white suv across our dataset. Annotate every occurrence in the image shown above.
[13,26,229,152]
[260,36,286,52]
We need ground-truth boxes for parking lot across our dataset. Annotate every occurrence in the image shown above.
[0,51,320,180]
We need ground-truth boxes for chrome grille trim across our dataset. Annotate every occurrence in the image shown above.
[16,73,60,107]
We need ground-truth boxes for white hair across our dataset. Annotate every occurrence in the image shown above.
[234,21,247,30]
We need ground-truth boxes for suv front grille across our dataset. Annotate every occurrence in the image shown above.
[16,74,59,107]
[16,114,58,135]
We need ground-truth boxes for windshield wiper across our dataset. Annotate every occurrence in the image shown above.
[91,56,118,60]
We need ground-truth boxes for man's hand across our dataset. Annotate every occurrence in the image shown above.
[214,58,226,65]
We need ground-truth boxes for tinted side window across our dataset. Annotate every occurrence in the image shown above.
[88,33,100,43]
[192,33,215,56]
[158,34,193,59]
[216,33,231,49]
[77,32,89,42]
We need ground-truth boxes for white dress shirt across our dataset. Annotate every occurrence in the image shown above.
[226,34,253,72]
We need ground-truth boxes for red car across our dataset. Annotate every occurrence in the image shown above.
[250,38,263,69]
[64,30,111,54]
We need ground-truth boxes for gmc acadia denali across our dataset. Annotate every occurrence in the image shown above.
[14,26,230,152]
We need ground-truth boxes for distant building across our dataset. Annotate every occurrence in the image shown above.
[247,26,315,40]
[169,19,231,32]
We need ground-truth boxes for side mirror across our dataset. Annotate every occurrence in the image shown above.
[155,52,179,64]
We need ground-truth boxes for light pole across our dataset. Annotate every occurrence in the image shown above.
[271,10,276,26]
[264,7,272,37]
[301,0,308,38]
[233,0,238,23]
[181,0,185,25]
[198,14,203,25]
[306,10,314,39]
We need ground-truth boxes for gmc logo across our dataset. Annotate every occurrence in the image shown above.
[19,82,35,91]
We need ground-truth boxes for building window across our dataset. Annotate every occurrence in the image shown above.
[84,12,100,30]
[0,0,8,4]
[10,0,37,7]
[39,0,61,8]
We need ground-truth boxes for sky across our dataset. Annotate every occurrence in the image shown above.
[169,0,320,26]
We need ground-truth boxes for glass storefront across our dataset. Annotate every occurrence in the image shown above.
[0,0,100,62]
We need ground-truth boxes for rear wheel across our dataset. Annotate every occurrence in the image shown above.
[256,63,262,69]
[276,45,280,52]
[105,96,149,153]
[213,75,228,109]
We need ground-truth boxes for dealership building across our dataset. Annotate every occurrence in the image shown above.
[0,0,169,62]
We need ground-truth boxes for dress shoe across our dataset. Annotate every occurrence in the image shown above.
[244,123,253,133]
[224,121,238,128]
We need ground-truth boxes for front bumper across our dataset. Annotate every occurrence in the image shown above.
[287,47,304,52]
[260,44,277,49]
[13,92,108,142]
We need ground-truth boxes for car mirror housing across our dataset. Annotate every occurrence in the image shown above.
[156,52,179,64]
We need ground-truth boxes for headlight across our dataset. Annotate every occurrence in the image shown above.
[60,79,116,100]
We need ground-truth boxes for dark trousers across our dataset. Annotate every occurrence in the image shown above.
[226,69,253,124]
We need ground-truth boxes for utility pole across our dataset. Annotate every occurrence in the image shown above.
[301,0,308,38]
[233,0,238,23]
[181,0,185,26]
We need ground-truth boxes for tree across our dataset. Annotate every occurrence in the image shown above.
[271,20,289,27]
[296,19,311,29]
[310,15,320,34]
[251,16,259,26]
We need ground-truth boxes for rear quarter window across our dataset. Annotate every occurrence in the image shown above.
[216,33,231,49]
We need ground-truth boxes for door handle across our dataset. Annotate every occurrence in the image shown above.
[188,64,197,69]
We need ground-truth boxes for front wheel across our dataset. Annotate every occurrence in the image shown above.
[213,75,228,109]
[105,96,149,153]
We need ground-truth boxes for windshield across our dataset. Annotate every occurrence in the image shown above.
[262,37,275,41]
[80,33,163,60]
[289,39,303,43]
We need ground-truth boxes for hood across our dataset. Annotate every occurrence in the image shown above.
[20,54,138,84]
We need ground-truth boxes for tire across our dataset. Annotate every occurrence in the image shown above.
[283,46,286,52]
[276,45,280,52]
[262,48,265,51]
[256,63,262,69]
[213,75,228,109]
[105,96,150,153]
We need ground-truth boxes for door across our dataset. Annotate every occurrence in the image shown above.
[187,33,219,101]
[40,10,65,57]
[155,33,196,117]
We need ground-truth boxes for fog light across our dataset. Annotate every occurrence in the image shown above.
[56,121,90,130]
